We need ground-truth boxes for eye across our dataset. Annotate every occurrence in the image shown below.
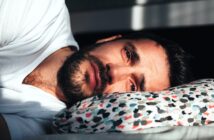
[125,47,132,61]
[129,80,137,92]
[122,43,139,65]
[122,46,133,63]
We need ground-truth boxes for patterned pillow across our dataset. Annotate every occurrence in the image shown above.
[53,79,214,133]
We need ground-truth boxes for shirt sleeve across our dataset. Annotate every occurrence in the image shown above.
[0,0,78,75]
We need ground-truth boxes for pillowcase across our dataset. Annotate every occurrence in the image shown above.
[53,79,214,133]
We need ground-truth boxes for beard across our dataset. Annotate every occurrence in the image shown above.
[57,50,107,107]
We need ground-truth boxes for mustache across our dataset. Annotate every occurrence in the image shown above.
[86,54,108,96]
[57,51,108,107]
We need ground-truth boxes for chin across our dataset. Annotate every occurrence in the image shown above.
[58,50,106,105]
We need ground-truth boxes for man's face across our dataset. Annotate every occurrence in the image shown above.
[58,38,170,104]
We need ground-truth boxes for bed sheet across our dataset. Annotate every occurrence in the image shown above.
[31,125,214,140]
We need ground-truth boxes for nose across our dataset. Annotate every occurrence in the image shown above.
[106,63,133,84]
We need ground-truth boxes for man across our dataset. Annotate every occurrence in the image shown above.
[0,0,192,140]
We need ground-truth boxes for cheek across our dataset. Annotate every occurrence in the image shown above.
[90,48,122,64]
[103,80,127,94]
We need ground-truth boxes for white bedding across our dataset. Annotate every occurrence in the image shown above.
[30,125,214,140]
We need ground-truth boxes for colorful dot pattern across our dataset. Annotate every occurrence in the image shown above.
[53,79,214,133]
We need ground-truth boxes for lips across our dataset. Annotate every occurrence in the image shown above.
[89,61,101,92]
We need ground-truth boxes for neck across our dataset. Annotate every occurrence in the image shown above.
[23,46,76,102]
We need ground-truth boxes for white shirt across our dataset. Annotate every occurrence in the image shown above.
[0,0,78,139]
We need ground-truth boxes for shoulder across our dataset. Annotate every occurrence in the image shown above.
[0,0,66,45]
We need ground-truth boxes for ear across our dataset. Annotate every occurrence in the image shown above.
[96,35,122,43]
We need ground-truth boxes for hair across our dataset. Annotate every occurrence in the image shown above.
[93,32,194,87]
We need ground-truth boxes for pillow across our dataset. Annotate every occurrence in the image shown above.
[53,79,214,133]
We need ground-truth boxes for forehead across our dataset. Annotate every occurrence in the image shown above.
[91,38,170,91]
[107,38,170,90]
[132,39,164,55]
[106,38,164,54]
[128,39,170,90]
[107,38,160,48]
